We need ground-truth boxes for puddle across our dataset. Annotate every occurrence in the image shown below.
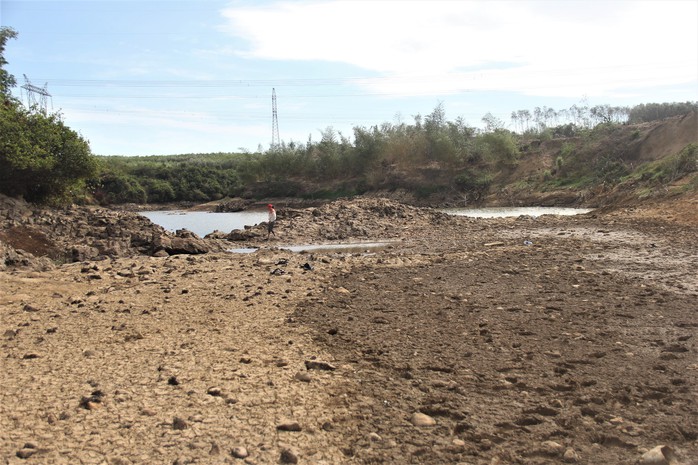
[441,207,592,218]
[229,241,393,254]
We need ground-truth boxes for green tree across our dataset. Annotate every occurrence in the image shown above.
[0,29,97,203]
[0,103,96,201]
[1,27,18,97]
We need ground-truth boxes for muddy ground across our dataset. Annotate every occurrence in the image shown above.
[1,197,697,464]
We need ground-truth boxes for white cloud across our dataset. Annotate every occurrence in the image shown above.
[62,104,269,155]
[220,0,698,98]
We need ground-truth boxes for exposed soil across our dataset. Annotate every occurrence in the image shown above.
[1,194,697,464]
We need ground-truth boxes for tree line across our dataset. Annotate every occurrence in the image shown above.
[509,101,697,133]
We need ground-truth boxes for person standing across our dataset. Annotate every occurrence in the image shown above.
[267,204,276,239]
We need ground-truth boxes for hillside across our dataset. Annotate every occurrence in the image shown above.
[485,111,698,209]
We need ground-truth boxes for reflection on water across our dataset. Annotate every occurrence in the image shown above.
[140,210,267,238]
[228,242,393,254]
[281,242,391,253]
[141,207,593,241]
[441,207,592,218]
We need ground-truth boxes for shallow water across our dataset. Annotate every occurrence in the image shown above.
[229,242,393,254]
[140,210,267,238]
[441,206,592,218]
[141,207,593,239]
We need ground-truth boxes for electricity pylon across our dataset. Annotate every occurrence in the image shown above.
[21,74,52,114]
[271,88,280,150]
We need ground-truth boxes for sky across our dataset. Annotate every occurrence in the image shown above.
[1,0,697,156]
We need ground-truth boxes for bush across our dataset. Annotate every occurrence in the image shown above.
[0,101,96,202]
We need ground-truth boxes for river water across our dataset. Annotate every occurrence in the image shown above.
[141,206,592,238]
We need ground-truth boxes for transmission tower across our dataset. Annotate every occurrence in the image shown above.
[21,74,52,114]
[271,88,280,149]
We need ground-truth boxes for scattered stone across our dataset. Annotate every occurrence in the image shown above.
[167,376,180,386]
[563,447,580,463]
[23,304,40,312]
[172,416,188,430]
[79,390,105,410]
[231,446,249,459]
[541,440,565,456]
[304,360,336,371]
[410,412,436,427]
[280,447,299,464]
[239,357,252,364]
[16,448,36,459]
[294,372,312,383]
[277,421,302,432]
[207,387,223,397]
[368,432,383,442]
[639,445,677,465]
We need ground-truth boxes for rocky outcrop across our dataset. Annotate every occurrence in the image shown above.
[223,197,454,244]
[0,195,226,269]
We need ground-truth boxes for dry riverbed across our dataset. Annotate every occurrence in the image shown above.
[1,197,697,464]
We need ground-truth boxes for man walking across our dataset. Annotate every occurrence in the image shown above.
[267,204,276,239]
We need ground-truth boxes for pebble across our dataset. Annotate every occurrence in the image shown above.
[541,440,565,455]
[368,432,382,442]
[277,421,302,432]
[172,416,188,430]
[563,447,580,463]
[410,412,436,426]
[304,360,336,371]
[231,446,249,459]
[280,447,299,464]
[639,445,676,465]
[16,448,36,459]
[294,372,312,383]
[207,386,223,396]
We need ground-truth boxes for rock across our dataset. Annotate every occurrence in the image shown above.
[277,421,302,432]
[207,387,223,396]
[16,448,36,459]
[279,447,299,464]
[368,432,383,442]
[541,440,565,456]
[294,372,312,383]
[231,446,249,459]
[639,445,678,465]
[563,447,580,463]
[410,412,436,427]
[304,360,336,371]
[172,416,188,430]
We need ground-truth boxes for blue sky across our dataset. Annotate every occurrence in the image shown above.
[2,0,697,156]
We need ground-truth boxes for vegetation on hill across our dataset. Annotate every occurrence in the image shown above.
[94,102,697,206]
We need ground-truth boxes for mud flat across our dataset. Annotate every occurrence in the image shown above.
[1,197,697,464]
